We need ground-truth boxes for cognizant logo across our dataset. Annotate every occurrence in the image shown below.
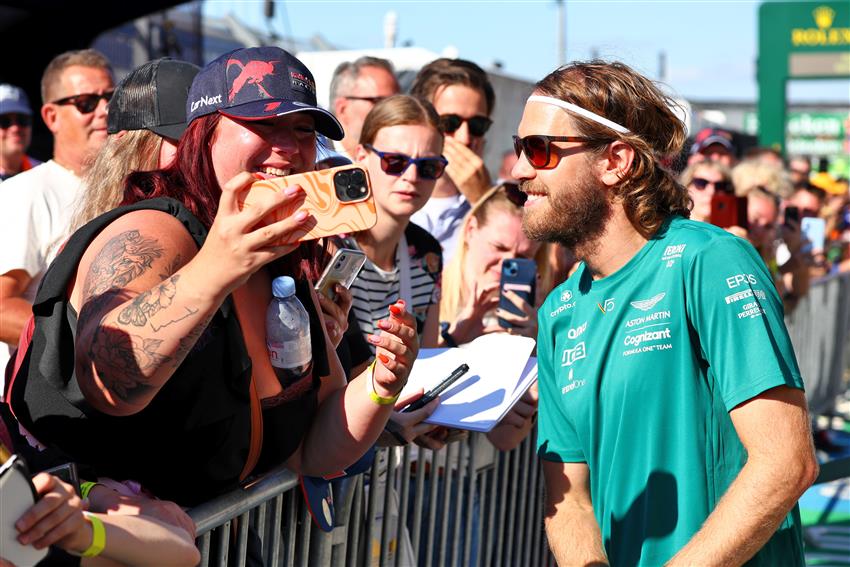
[623,328,671,347]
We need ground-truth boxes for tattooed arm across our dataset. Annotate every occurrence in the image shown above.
[73,211,224,416]
[72,172,315,416]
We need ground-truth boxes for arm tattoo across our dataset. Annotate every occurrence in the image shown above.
[88,326,172,404]
[83,230,164,298]
[171,313,215,369]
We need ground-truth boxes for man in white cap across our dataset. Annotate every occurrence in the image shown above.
[0,84,40,182]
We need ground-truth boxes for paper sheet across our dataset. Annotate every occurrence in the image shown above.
[400,334,537,432]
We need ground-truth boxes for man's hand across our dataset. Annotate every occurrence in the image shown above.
[443,136,492,204]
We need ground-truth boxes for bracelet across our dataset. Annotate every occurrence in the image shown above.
[366,359,400,406]
[440,321,458,348]
[80,512,106,557]
[80,481,100,499]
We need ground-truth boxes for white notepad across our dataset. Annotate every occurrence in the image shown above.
[400,334,537,432]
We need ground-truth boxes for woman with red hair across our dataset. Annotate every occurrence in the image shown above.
[7,47,417,507]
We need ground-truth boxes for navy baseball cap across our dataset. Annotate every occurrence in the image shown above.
[187,46,344,140]
[0,84,32,115]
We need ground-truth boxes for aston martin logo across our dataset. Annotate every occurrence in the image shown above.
[630,292,666,312]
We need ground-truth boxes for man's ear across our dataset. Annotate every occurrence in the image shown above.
[333,97,347,122]
[41,104,60,135]
[353,143,368,163]
[598,141,635,188]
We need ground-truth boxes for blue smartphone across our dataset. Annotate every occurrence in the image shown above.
[498,258,537,329]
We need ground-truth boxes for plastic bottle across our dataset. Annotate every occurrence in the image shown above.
[266,276,312,388]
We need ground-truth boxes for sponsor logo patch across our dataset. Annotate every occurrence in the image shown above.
[630,292,666,311]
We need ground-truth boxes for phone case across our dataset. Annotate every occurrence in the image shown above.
[710,194,748,229]
[315,248,367,300]
[238,164,378,243]
[498,258,537,329]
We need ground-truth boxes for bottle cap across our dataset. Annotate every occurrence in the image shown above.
[271,276,296,298]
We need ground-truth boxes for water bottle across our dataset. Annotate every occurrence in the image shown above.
[266,276,312,388]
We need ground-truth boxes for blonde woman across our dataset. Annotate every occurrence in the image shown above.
[439,182,554,346]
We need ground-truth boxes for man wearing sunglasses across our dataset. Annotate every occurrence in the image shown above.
[0,49,113,382]
[410,58,495,263]
[519,62,816,567]
[329,56,400,160]
[0,84,41,183]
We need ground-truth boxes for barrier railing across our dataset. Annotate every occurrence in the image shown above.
[189,273,850,566]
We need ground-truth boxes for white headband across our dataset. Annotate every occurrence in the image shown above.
[527,95,631,135]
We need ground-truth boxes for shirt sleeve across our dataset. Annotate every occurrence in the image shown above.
[0,179,45,278]
[684,234,804,411]
[536,298,585,463]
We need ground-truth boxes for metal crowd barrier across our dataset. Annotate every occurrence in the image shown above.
[189,431,553,566]
[188,273,850,566]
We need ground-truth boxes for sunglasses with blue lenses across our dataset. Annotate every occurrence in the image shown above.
[364,144,448,180]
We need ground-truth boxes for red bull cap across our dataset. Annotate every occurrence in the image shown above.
[187,46,344,140]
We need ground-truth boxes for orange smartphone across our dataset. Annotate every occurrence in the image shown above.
[238,164,378,243]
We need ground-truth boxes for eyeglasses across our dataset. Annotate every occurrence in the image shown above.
[690,177,733,193]
[364,144,448,180]
[344,95,387,105]
[439,114,493,137]
[0,113,31,129]
[51,91,114,114]
[512,134,602,170]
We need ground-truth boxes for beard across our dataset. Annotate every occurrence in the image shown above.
[520,172,612,253]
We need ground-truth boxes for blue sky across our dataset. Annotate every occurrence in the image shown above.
[203,0,849,103]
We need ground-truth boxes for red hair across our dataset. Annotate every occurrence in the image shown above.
[121,113,323,280]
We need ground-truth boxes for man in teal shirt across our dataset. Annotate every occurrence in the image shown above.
[511,61,819,566]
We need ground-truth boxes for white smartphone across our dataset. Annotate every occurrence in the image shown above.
[315,248,367,300]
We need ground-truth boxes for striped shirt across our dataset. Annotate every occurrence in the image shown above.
[340,223,442,353]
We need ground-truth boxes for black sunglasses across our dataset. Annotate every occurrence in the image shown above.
[439,114,493,137]
[52,91,114,114]
[513,134,602,170]
[501,182,528,207]
[344,95,387,104]
[364,144,448,180]
[691,177,733,193]
[0,113,31,129]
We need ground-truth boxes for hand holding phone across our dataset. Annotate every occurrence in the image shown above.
[315,248,367,300]
[238,164,377,244]
[498,258,537,329]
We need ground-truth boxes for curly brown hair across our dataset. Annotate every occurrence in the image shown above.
[535,61,690,238]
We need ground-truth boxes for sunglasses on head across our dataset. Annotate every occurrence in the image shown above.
[691,177,732,193]
[364,144,448,180]
[439,114,493,137]
[51,91,114,114]
[0,113,31,129]
[501,182,528,207]
[513,134,602,170]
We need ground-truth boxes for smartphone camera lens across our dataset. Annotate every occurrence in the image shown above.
[505,262,518,277]
[350,169,365,186]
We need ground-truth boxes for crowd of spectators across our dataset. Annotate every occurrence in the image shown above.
[0,40,845,566]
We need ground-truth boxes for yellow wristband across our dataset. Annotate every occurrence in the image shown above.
[80,512,106,557]
[366,359,399,406]
[80,481,100,499]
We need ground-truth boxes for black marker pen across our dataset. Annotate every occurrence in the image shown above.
[402,363,470,413]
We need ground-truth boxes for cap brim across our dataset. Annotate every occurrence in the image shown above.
[300,475,335,532]
[149,121,189,142]
[220,100,344,141]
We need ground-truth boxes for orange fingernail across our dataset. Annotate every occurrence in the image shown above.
[389,305,402,316]
[378,353,390,364]
[251,172,264,180]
